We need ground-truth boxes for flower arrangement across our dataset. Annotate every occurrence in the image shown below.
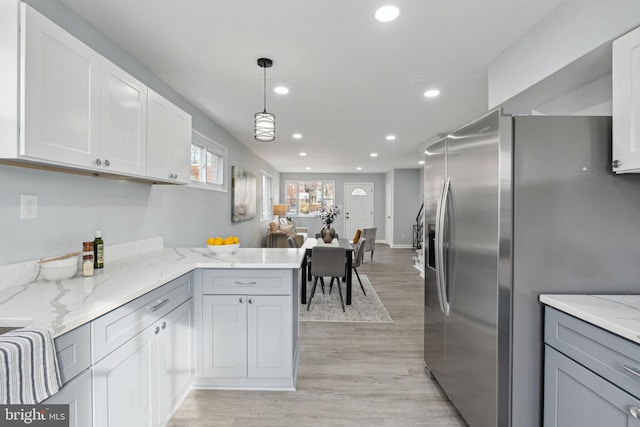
[318,203,340,227]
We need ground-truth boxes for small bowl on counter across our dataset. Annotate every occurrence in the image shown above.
[207,243,240,255]
[39,254,79,281]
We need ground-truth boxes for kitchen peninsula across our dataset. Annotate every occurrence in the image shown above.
[0,239,304,427]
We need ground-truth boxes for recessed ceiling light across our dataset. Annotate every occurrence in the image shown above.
[419,160,425,165]
[356,167,362,171]
[370,152,378,158]
[375,5,400,22]
[292,133,303,139]
[274,86,289,95]
[424,89,440,98]
[385,135,396,141]
[305,166,311,170]
[299,152,307,157]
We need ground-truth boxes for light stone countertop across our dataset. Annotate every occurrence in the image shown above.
[540,294,640,345]
[0,246,306,337]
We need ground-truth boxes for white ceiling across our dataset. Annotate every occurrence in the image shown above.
[60,0,564,173]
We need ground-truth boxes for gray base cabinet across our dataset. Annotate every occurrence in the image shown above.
[543,307,640,426]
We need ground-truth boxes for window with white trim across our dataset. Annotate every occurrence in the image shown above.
[260,171,273,221]
[189,131,227,191]
[285,181,335,216]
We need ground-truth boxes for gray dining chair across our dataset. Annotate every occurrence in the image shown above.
[287,236,299,248]
[307,246,346,312]
[360,227,377,262]
[351,238,367,295]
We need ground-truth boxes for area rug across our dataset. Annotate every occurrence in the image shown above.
[299,274,393,323]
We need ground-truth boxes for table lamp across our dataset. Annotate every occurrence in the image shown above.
[272,204,287,222]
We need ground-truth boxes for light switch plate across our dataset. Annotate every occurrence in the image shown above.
[20,194,37,219]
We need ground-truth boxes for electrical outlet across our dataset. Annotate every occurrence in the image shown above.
[401,233,406,239]
[20,194,37,219]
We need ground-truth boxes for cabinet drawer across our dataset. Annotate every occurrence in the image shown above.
[201,269,292,295]
[55,323,91,385]
[544,307,640,398]
[92,272,193,362]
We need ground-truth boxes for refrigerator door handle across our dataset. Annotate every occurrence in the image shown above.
[438,177,451,316]
[434,177,447,315]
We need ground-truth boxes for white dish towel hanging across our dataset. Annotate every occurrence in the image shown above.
[0,328,61,404]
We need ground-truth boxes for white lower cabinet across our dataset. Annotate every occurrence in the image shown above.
[202,294,291,379]
[157,297,194,424]
[93,298,193,427]
[91,273,194,427]
[196,269,299,390]
[42,369,92,427]
[93,323,158,427]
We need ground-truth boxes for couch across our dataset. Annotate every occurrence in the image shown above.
[266,221,308,248]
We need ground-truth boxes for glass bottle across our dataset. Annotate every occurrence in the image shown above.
[94,231,104,269]
[82,241,94,277]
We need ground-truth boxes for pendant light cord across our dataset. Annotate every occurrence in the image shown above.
[263,65,267,113]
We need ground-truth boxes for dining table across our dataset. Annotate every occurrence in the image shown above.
[300,237,354,305]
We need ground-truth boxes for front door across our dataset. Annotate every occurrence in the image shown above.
[344,183,374,241]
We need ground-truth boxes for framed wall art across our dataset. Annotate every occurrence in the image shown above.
[231,166,257,222]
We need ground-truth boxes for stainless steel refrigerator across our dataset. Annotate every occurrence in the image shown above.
[423,109,640,427]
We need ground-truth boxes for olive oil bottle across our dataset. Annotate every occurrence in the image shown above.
[93,230,104,269]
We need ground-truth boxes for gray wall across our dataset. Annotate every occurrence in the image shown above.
[279,173,387,240]
[392,169,422,247]
[1,0,278,264]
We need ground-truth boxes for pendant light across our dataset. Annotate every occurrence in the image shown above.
[254,57,275,142]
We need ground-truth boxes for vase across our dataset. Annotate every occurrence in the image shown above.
[321,225,335,243]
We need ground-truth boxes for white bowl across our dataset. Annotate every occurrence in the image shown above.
[40,256,79,281]
[207,243,240,255]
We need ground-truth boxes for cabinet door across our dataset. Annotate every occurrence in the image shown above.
[21,4,101,167]
[247,295,292,378]
[157,298,194,425]
[93,326,158,427]
[544,346,640,427]
[201,295,247,378]
[613,26,640,173]
[43,369,92,427]
[146,89,192,183]
[100,59,147,176]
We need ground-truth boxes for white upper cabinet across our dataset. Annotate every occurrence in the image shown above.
[100,60,147,176]
[0,3,190,183]
[20,4,101,167]
[612,26,640,173]
[147,89,192,184]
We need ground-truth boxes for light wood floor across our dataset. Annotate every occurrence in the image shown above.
[169,244,467,426]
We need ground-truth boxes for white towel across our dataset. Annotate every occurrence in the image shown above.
[0,328,62,404]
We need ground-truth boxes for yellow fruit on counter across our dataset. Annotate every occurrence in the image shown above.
[206,237,215,245]
[232,236,239,244]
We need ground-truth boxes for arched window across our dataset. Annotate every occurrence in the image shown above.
[351,188,367,196]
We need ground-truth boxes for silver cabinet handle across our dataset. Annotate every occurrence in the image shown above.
[235,281,257,285]
[248,298,255,304]
[95,158,102,166]
[161,321,167,330]
[146,298,169,311]
[104,159,110,167]
[239,297,246,303]
[623,365,640,379]
[154,326,160,334]
[630,406,640,419]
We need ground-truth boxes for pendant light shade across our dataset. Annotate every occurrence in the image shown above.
[254,58,275,142]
